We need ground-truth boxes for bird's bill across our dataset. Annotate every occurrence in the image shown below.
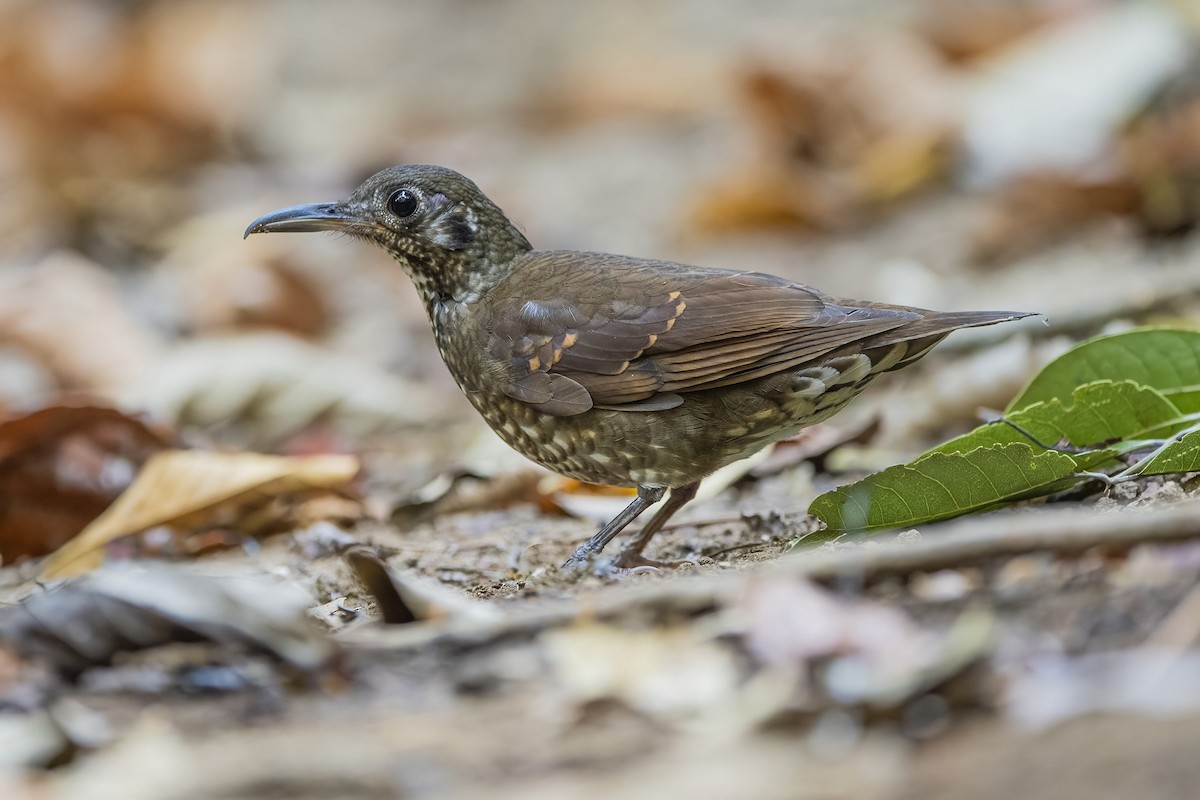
[243,203,355,238]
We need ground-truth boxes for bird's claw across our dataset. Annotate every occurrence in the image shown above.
[561,547,697,576]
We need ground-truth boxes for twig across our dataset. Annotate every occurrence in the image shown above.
[340,502,1200,653]
[784,503,1200,582]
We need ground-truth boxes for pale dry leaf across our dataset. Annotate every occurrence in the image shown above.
[0,252,164,397]
[1007,649,1200,729]
[41,450,359,579]
[962,2,1193,186]
[124,333,449,444]
[1,565,332,675]
[543,623,740,718]
[736,577,989,709]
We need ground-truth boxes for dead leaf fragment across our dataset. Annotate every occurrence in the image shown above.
[41,450,360,578]
[0,565,332,677]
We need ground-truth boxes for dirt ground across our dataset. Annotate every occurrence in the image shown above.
[3,1,1200,798]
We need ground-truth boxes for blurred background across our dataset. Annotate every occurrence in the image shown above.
[2,0,1200,549]
[6,5,1200,796]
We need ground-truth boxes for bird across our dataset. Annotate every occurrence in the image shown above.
[246,165,1031,570]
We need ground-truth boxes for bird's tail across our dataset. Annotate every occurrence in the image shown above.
[865,309,1037,372]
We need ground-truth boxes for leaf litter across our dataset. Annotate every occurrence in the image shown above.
[2,1,1200,798]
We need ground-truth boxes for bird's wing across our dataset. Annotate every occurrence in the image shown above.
[483,252,929,416]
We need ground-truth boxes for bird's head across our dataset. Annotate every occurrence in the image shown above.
[245,164,532,300]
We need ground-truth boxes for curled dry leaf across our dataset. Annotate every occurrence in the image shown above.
[345,547,499,625]
[41,450,360,579]
[0,566,332,678]
[0,404,171,563]
[124,333,450,446]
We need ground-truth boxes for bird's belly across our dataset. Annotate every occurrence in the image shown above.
[463,379,870,489]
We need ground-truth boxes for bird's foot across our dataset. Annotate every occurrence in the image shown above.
[562,543,602,571]
[561,546,698,575]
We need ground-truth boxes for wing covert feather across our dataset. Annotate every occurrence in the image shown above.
[485,253,944,415]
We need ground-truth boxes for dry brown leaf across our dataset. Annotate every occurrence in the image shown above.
[688,167,846,234]
[0,1,273,258]
[918,0,1085,64]
[851,129,954,204]
[970,174,1141,265]
[0,404,171,563]
[688,40,958,235]
[41,450,360,579]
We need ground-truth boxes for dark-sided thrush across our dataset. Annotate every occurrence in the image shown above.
[246,165,1031,569]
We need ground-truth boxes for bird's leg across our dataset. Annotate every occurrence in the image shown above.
[562,485,666,568]
[614,481,701,570]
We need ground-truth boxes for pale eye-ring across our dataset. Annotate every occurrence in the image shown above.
[387,189,418,218]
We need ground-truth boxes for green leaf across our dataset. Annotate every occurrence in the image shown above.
[1138,430,1200,476]
[1008,328,1200,414]
[807,328,1200,537]
[809,443,1110,533]
[932,379,1182,457]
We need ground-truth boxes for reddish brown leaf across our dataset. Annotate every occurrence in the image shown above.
[0,404,170,563]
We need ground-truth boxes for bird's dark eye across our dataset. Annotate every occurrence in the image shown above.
[387,189,418,218]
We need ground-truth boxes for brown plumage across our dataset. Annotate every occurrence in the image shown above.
[246,165,1032,569]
